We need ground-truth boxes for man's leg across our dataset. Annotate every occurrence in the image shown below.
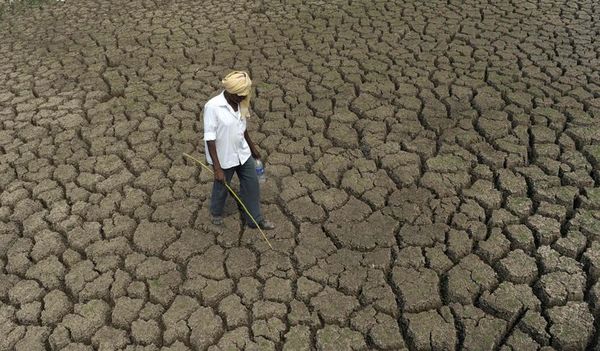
[236,157,264,225]
[209,166,236,223]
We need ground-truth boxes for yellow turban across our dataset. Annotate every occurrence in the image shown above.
[222,71,252,118]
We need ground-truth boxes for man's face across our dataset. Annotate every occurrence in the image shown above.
[232,93,246,104]
[225,91,246,104]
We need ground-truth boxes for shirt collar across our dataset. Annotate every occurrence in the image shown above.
[216,91,229,107]
[216,91,240,116]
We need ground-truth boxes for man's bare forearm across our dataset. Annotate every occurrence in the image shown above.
[207,141,222,170]
[244,131,260,158]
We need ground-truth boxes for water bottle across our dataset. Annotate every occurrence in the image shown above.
[255,159,266,183]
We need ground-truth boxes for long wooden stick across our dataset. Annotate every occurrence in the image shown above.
[183,153,273,249]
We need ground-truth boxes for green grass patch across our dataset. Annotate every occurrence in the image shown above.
[0,0,56,22]
[257,82,276,91]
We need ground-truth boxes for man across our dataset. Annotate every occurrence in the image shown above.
[203,70,275,230]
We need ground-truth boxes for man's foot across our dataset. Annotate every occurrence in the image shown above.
[211,215,224,226]
[247,219,275,230]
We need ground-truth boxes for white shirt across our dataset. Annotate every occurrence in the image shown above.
[203,91,252,169]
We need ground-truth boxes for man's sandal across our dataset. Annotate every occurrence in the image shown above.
[247,219,275,230]
[211,216,224,226]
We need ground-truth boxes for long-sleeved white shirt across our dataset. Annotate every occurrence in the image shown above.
[203,91,252,169]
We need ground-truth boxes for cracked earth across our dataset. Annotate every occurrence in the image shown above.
[0,0,599,350]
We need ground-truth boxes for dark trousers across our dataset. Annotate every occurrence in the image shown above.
[210,156,263,224]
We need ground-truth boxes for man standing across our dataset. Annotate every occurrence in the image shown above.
[203,71,275,230]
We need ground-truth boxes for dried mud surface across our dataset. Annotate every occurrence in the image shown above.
[1,0,600,350]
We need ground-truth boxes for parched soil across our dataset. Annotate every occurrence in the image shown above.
[1,0,599,350]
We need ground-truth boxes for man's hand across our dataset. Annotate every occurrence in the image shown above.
[214,167,225,183]
[252,151,261,160]
[207,140,224,183]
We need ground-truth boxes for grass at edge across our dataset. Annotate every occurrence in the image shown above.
[0,0,56,22]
